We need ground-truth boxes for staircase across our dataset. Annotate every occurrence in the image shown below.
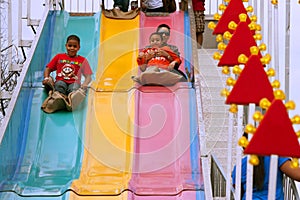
[197,48,239,174]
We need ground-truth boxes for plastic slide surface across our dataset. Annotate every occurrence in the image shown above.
[0,9,205,200]
[128,12,204,199]
[0,11,100,199]
[70,13,139,197]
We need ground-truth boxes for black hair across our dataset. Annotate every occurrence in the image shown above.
[156,24,171,32]
[253,156,265,190]
[66,35,80,44]
[149,32,163,40]
[242,132,265,191]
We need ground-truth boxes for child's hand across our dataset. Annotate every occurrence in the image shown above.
[138,52,145,58]
[42,77,54,86]
[42,79,49,85]
[157,49,168,57]
[145,50,155,61]
[81,84,88,90]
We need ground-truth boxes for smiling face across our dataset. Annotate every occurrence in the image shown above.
[65,39,80,57]
[157,27,170,44]
[149,33,162,48]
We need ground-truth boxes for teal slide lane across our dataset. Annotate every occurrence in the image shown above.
[0,10,100,199]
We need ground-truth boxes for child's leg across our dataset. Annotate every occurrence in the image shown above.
[67,83,81,94]
[54,81,68,95]
[145,66,160,72]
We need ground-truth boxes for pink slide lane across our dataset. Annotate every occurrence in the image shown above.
[128,12,203,199]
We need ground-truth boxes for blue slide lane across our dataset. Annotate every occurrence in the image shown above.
[185,12,205,199]
[0,11,100,199]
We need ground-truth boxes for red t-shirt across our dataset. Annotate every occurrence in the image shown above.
[47,53,93,84]
[137,46,181,70]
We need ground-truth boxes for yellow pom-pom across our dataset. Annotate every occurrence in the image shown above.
[226,77,236,86]
[213,13,221,21]
[249,155,260,166]
[246,6,253,13]
[208,21,216,30]
[219,4,227,11]
[216,34,223,42]
[245,124,256,134]
[248,22,257,31]
[271,80,280,88]
[271,0,278,5]
[274,89,286,100]
[218,42,227,51]
[250,46,259,55]
[291,158,299,168]
[267,68,276,77]
[220,88,230,97]
[285,100,296,110]
[261,54,272,65]
[232,65,242,75]
[254,33,262,40]
[250,15,257,22]
[224,0,230,2]
[228,21,237,30]
[223,31,232,40]
[242,0,249,2]
[238,136,249,148]
[255,24,262,31]
[259,98,271,109]
[291,115,300,124]
[238,54,248,64]
[222,66,230,74]
[239,13,247,22]
[259,43,267,51]
[229,104,238,113]
[296,130,300,138]
[253,111,263,122]
[213,52,222,60]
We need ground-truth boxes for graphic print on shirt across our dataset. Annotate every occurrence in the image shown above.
[57,63,78,80]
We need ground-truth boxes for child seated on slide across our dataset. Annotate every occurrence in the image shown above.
[41,35,93,113]
[132,32,186,85]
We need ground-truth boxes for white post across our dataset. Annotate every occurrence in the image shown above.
[267,3,279,200]
[18,0,22,47]
[284,0,290,101]
[27,0,31,25]
[245,103,255,200]
[8,0,13,71]
[234,105,244,199]
[268,155,278,200]
[226,111,234,200]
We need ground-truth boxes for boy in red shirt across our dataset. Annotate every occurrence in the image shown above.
[42,35,92,96]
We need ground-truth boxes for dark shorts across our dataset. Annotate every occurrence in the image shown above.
[194,11,205,33]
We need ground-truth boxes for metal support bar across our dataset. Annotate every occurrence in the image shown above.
[30,25,36,34]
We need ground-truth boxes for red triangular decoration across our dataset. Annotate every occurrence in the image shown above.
[225,55,274,105]
[217,21,261,66]
[244,99,300,158]
[213,0,251,35]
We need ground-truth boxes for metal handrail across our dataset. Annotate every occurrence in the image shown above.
[211,153,235,199]
[283,174,300,200]
[211,153,300,200]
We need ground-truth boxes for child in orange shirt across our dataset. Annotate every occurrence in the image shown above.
[132,32,185,85]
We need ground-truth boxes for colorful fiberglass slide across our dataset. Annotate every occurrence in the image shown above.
[0,9,204,200]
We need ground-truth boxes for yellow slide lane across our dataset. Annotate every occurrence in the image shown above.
[70,13,139,198]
